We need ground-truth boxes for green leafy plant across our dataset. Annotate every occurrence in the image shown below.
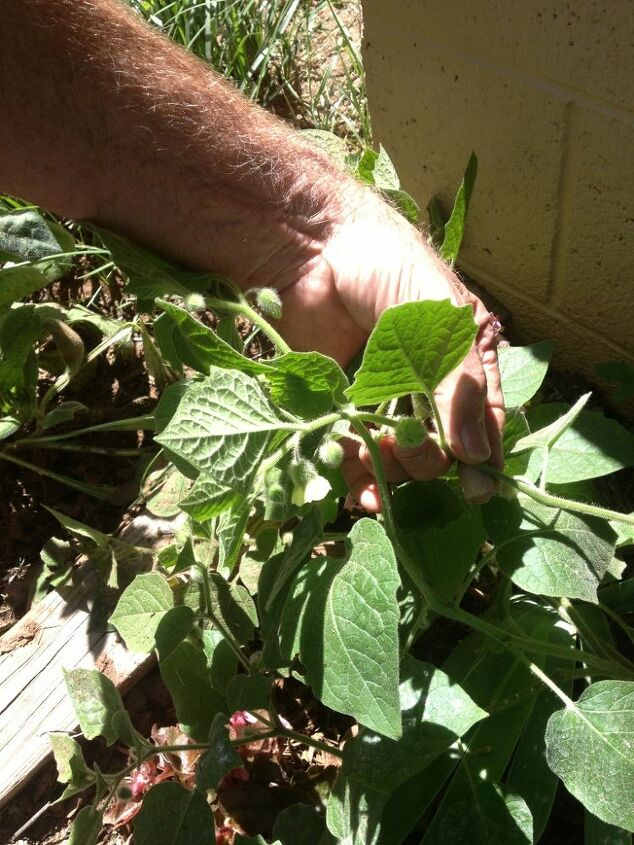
[4,152,634,844]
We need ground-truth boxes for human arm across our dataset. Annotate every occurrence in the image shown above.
[0,0,504,507]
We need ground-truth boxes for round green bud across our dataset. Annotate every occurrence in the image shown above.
[256,287,283,319]
[184,293,206,312]
[289,459,317,487]
[318,439,344,469]
[395,417,426,449]
[266,482,287,504]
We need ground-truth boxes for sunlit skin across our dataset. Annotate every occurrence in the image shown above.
[0,0,504,507]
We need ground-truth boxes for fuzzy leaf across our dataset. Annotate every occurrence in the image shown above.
[96,226,227,301]
[201,628,237,693]
[284,518,401,739]
[512,392,591,454]
[382,188,421,224]
[265,506,323,610]
[155,368,289,496]
[343,657,486,792]
[134,782,215,844]
[49,733,94,799]
[524,404,634,483]
[156,299,266,376]
[498,342,553,408]
[346,300,477,406]
[439,152,478,264]
[209,573,258,645]
[0,265,51,310]
[109,572,173,653]
[63,668,132,746]
[68,805,103,845]
[484,496,616,602]
[196,713,243,793]
[393,481,485,602]
[434,781,533,844]
[226,673,272,714]
[265,351,348,417]
[546,681,634,832]
[159,641,225,740]
[273,804,334,845]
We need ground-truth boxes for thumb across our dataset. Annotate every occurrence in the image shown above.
[434,345,491,466]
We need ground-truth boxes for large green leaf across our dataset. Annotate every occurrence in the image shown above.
[49,733,94,800]
[95,226,227,301]
[546,681,634,832]
[0,265,51,311]
[282,519,401,739]
[0,210,67,263]
[273,804,335,845]
[584,811,632,845]
[422,600,574,845]
[63,668,134,746]
[265,506,323,610]
[484,495,616,602]
[265,351,348,417]
[159,641,225,740]
[209,572,258,645]
[109,572,173,653]
[439,151,478,264]
[393,481,485,603]
[346,300,477,406]
[433,781,533,844]
[327,656,486,844]
[196,713,243,793]
[68,805,103,845]
[523,404,634,483]
[512,393,590,455]
[156,299,266,376]
[134,782,215,844]
[226,673,272,713]
[341,657,486,793]
[155,369,289,493]
[498,342,553,408]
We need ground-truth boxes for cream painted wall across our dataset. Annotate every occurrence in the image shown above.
[362,0,634,378]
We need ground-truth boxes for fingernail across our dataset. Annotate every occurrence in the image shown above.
[461,421,491,463]
[459,465,497,504]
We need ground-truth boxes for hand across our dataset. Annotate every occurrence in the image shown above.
[273,186,505,510]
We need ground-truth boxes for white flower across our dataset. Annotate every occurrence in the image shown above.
[291,474,331,507]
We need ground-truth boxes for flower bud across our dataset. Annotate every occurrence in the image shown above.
[256,287,283,319]
[318,439,344,469]
[395,417,426,449]
[184,293,206,312]
[289,459,317,487]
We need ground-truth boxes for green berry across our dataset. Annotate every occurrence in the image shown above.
[256,287,283,319]
[289,459,317,487]
[395,417,426,449]
[318,439,344,469]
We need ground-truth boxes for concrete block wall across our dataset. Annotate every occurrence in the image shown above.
[361,1,634,378]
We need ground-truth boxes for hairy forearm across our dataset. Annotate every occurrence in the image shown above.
[0,0,360,286]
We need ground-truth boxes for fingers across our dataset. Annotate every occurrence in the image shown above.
[341,433,452,513]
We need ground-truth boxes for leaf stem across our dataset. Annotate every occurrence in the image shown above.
[13,415,155,446]
[207,297,291,356]
[0,450,118,501]
[241,716,343,759]
[479,465,634,526]
[426,393,448,450]
[195,563,251,672]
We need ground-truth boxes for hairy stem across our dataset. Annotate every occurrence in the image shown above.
[479,464,634,526]
[207,296,291,356]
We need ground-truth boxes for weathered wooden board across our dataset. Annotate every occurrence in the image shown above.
[0,512,180,809]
